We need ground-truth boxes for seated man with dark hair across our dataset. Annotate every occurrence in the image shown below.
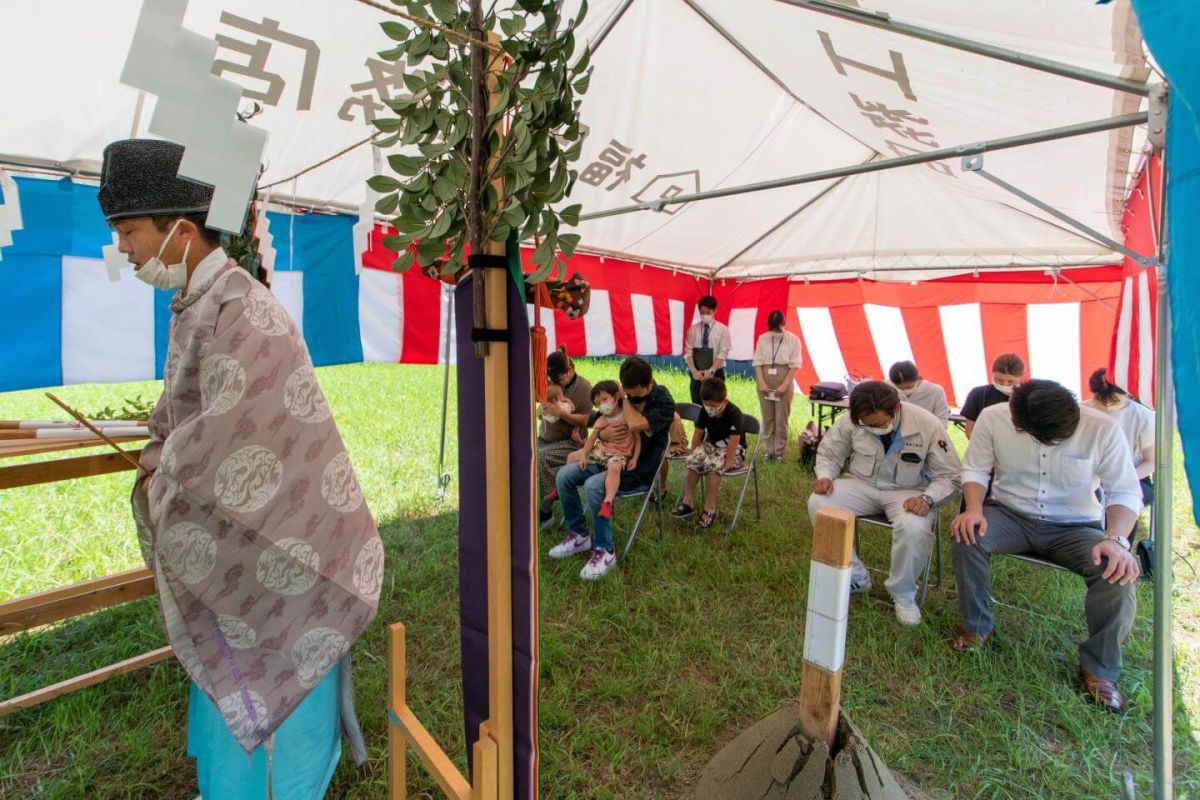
[808,381,962,626]
[671,378,744,529]
[549,356,675,580]
[951,379,1142,711]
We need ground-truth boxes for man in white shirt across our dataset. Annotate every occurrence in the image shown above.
[808,382,962,626]
[683,295,731,404]
[951,379,1142,712]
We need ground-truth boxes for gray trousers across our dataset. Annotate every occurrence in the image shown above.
[953,503,1136,681]
[807,478,936,605]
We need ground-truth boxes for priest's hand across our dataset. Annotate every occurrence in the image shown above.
[140,470,156,495]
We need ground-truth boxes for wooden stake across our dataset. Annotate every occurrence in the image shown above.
[43,393,142,471]
[474,721,499,800]
[799,508,856,746]
[389,622,407,800]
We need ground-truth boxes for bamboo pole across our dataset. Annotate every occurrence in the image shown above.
[44,393,142,470]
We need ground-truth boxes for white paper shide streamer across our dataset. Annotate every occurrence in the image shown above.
[0,169,24,261]
[119,0,267,234]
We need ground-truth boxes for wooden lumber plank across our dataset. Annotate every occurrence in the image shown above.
[0,436,147,460]
[389,622,408,800]
[0,449,143,490]
[0,646,173,716]
[394,707,473,800]
[0,567,155,636]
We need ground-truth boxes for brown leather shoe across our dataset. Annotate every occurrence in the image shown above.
[950,630,993,653]
[1079,668,1127,713]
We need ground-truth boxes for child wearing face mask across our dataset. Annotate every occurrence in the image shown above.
[566,381,640,518]
[671,378,745,529]
[961,353,1026,438]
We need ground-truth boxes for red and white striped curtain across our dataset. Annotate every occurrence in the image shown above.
[1108,154,1162,407]
[360,233,1137,409]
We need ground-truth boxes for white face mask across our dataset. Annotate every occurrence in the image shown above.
[703,403,722,416]
[135,219,190,291]
[898,385,916,400]
[993,382,1015,397]
[861,419,895,436]
[699,313,714,324]
[598,401,616,416]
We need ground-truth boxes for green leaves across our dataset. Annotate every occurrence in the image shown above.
[367,175,402,192]
[388,154,424,176]
[429,0,457,24]
[559,204,582,226]
[369,0,591,279]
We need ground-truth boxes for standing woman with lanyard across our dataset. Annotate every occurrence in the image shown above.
[752,311,803,460]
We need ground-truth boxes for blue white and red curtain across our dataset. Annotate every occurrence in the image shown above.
[0,173,1132,407]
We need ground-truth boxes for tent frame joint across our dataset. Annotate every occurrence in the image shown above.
[1148,83,1169,152]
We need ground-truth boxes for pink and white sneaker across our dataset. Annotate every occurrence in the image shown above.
[579,547,616,581]
[548,532,592,559]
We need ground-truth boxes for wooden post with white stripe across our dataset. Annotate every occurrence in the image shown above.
[800,508,856,746]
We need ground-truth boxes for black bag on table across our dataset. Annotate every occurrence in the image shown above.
[809,381,847,401]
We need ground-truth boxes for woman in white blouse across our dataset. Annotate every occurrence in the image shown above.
[752,311,802,460]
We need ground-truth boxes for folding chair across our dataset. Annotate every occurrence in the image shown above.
[722,414,762,532]
[663,401,702,493]
[853,510,944,607]
[616,446,670,559]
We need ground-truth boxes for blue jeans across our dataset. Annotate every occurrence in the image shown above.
[556,463,613,551]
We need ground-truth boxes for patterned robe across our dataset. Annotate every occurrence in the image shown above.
[131,260,382,753]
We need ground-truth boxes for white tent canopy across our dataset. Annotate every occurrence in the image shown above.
[0,0,1152,280]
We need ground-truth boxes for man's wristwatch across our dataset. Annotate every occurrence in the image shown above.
[920,494,934,507]
[1102,534,1132,551]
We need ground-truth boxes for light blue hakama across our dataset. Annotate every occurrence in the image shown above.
[187,663,342,800]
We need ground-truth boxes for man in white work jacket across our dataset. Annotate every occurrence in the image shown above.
[808,381,962,626]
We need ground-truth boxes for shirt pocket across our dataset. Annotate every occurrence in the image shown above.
[894,452,926,487]
[1060,456,1094,489]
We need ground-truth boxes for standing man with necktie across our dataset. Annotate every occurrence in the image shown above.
[684,295,732,404]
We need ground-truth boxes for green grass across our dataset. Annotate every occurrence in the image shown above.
[1,360,1198,799]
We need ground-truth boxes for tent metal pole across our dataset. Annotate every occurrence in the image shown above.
[680,0,882,158]
[588,0,636,51]
[966,164,1158,266]
[434,285,454,504]
[1152,258,1174,800]
[715,171,860,273]
[1151,150,1173,800]
[776,0,1150,98]
[579,111,1149,222]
